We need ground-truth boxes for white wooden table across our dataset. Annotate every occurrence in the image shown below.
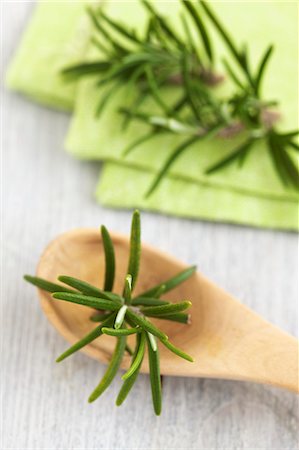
[2,3,298,449]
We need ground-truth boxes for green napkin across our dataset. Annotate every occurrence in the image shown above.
[97,162,298,230]
[7,1,298,230]
[6,1,88,111]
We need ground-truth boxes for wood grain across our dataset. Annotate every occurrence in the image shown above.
[2,2,299,450]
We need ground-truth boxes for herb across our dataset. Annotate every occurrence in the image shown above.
[24,210,195,415]
[62,0,222,123]
[63,0,298,195]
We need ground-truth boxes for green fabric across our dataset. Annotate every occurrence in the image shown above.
[6,1,299,230]
[6,1,88,111]
[97,162,298,230]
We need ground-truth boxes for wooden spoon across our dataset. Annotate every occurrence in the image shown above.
[36,228,298,393]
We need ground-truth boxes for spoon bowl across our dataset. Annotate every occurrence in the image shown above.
[37,228,298,393]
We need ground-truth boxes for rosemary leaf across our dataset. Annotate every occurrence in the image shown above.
[146,312,190,324]
[98,10,142,44]
[255,45,274,96]
[131,297,169,307]
[116,337,141,405]
[102,326,141,336]
[126,210,141,290]
[182,0,213,63]
[122,131,156,156]
[101,225,116,292]
[52,292,119,311]
[142,0,183,48]
[146,334,162,415]
[122,332,146,380]
[145,65,170,115]
[95,81,123,118]
[222,58,244,89]
[56,314,115,362]
[200,0,243,70]
[88,335,127,402]
[126,309,168,341]
[141,300,192,316]
[24,275,75,294]
[140,265,196,297]
[123,275,132,305]
[160,338,194,362]
[86,7,128,54]
[57,276,121,303]
[206,138,255,174]
[146,135,199,197]
[61,61,112,79]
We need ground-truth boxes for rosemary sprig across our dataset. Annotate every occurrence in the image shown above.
[24,210,195,415]
[122,0,298,194]
[62,0,298,195]
[62,0,222,122]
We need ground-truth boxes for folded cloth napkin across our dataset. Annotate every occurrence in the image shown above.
[7,1,298,230]
[6,1,89,110]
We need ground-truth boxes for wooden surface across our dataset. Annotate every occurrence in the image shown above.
[2,3,299,450]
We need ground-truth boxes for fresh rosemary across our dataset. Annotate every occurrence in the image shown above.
[24,210,195,415]
[62,0,298,196]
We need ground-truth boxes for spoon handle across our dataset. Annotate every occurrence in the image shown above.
[189,276,298,393]
[229,322,298,393]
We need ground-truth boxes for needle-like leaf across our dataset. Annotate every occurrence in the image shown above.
[255,45,274,96]
[147,312,190,324]
[123,275,132,305]
[146,135,198,197]
[206,138,256,174]
[101,225,116,292]
[146,333,162,415]
[24,275,75,294]
[182,0,213,63]
[160,338,194,362]
[116,336,142,405]
[102,326,142,336]
[131,297,169,307]
[98,10,142,44]
[57,275,121,303]
[61,61,112,79]
[126,309,168,341]
[122,332,146,380]
[88,335,127,402]
[141,300,192,316]
[56,314,115,362]
[140,265,196,297]
[126,210,141,290]
[52,292,119,311]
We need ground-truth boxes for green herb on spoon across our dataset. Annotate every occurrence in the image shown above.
[24,210,194,415]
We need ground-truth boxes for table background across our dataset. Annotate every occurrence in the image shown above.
[2,3,298,450]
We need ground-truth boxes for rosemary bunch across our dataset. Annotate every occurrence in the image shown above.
[62,0,222,120]
[63,0,298,196]
[24,210,195,415]
[121,0,299,196]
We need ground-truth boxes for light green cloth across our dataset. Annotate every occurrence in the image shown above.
[97,162,298,230]
[6,1,89,110]
[6,1,299,230]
